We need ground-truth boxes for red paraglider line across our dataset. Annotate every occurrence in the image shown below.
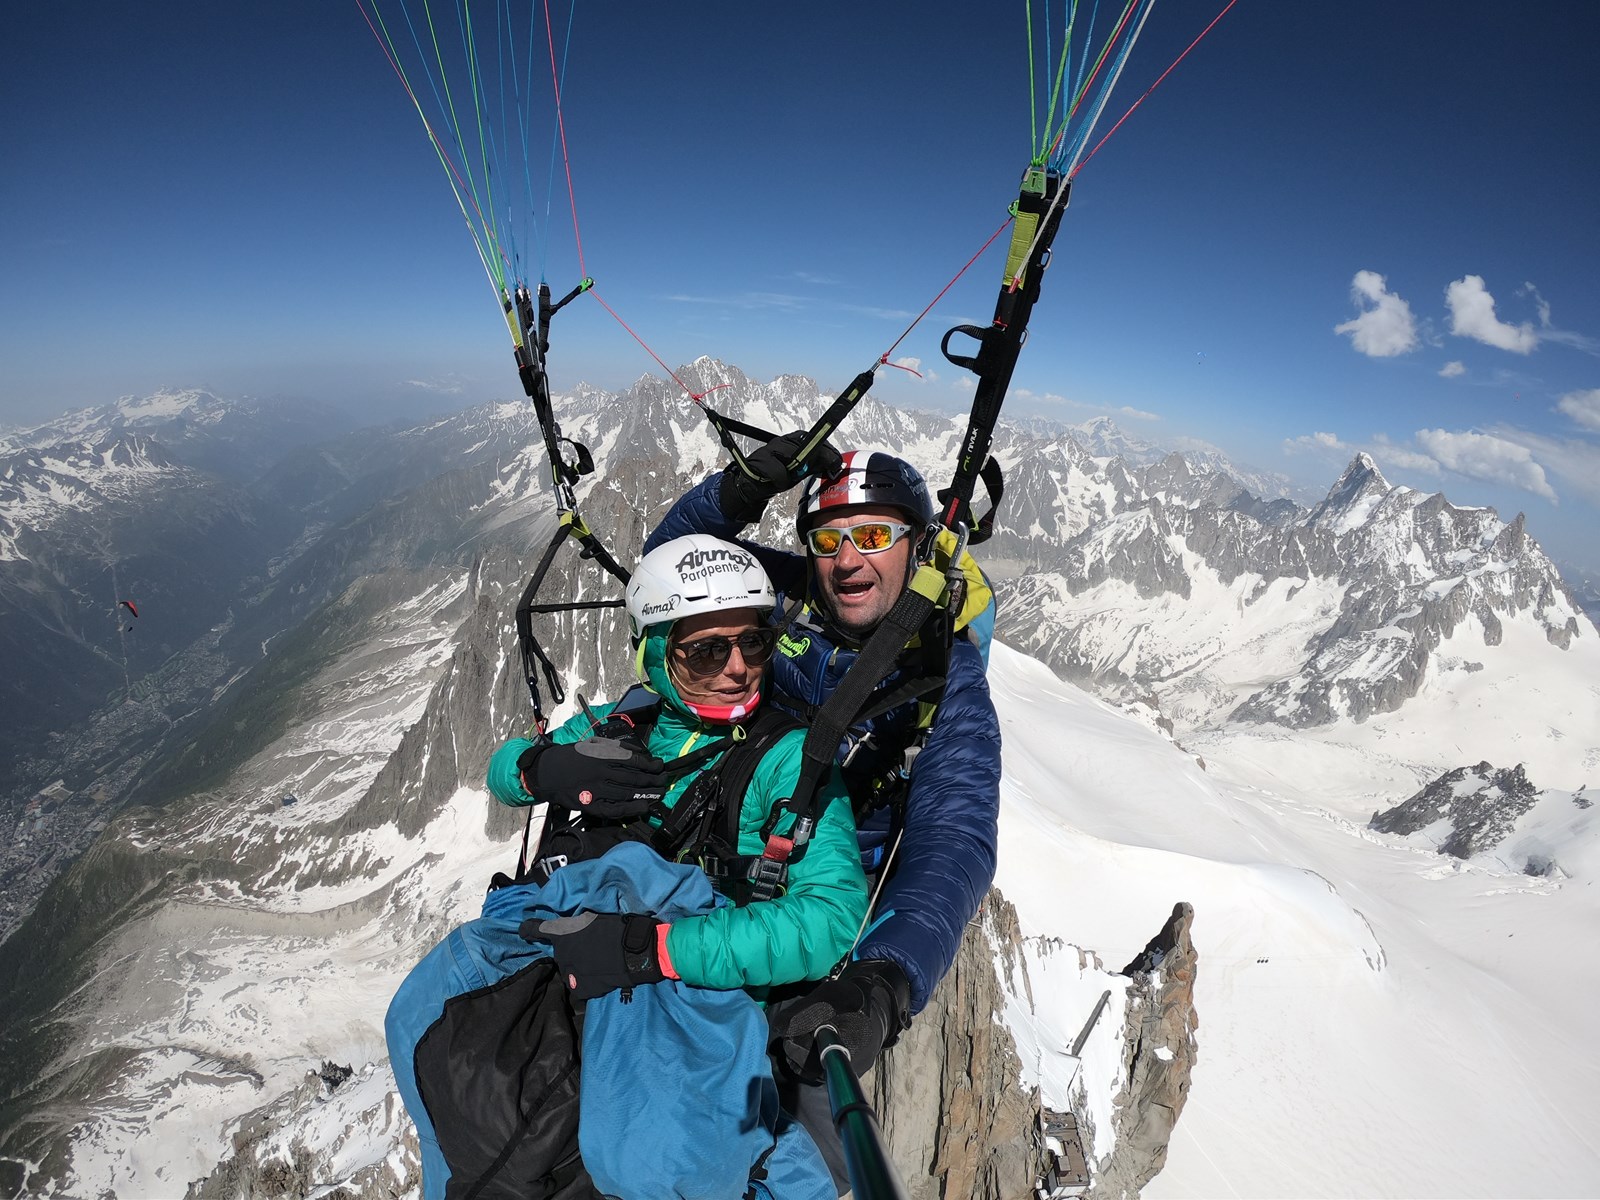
[543,0,587,278]
[880,216,1015,364]
[587,289,705,404]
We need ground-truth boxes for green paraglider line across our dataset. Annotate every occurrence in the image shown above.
[358,1,509,295]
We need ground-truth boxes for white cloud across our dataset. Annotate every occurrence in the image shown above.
[1368,434,1440,474]
[404,378,465,394]
[1415,427,1557,502]
[1117,405,1159,421]
[1438,361,1466,378]
[1490,426,1600,506]
[1520,282,1552,327]
[1445,275,1537,353]
[1334,270,1418,357]
[1557,388,1600,432]
[1285,431,1349,453]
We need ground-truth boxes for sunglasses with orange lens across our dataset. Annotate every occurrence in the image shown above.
[804,521,913,557]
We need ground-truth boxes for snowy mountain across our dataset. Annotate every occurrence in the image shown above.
[998,451,1597,792]
[0,388,353,481]
[2,364,1598,1197]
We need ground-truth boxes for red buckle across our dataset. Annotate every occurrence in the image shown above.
[762,835,794,864]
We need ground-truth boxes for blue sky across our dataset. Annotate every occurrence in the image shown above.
[4,2,1598,572]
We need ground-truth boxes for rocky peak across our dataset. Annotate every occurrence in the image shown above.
[1370,761,1540,858]
[1306,452,1391,533]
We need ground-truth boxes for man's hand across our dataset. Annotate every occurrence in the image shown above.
[768,959,911,1083]
[720,429,842,524]
[517,739,671,817]
[520,911,673,1000]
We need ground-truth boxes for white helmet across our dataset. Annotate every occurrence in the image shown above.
[625,535,775,640]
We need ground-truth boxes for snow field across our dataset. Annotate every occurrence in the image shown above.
[985,643,1600,1196]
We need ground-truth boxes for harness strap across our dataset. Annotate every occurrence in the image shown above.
[937,167,1067,536]
[514,510,629,724]
[705,367,875,481]
[751,563,949,900]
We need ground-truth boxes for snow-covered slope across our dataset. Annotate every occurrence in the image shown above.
[992,643,1600,1197]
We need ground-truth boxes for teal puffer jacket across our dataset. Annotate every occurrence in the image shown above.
[487,627,867,992]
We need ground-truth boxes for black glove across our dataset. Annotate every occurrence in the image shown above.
[719,429,842,524]
[520,911,669,1000]
[517,739,671,818]
[768,959,911,1083]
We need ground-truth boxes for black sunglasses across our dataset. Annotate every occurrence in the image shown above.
[671,628,778,676]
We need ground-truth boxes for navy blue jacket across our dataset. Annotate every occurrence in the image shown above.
[647,474,1001,1013]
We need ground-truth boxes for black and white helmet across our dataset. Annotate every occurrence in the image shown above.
[625,534,775,640]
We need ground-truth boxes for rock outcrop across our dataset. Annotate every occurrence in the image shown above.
[870,895,1200,1200]
[871,897,1044,1199]
[1091,903,1199,1199]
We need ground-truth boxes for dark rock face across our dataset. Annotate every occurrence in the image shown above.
[1093,903,1199,1199]
[871,896,1043,1200]
[870,895,1200,1200]
[1370,762,1541,858]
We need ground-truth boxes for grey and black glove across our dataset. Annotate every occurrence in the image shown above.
[517,739,671,818]
[719,429,842,524]
[768,958,911,1083]
[521,911,672,1000]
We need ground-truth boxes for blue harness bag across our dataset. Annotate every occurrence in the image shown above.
[386,842,833,1200]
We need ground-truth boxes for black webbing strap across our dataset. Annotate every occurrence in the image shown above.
[749,562,950,899]
[707,367,874,481]
[514,509,630,724]
[937,166,1068,536]
[968,456,1006,545]
[502,274,634,729]
[786,368,876,472]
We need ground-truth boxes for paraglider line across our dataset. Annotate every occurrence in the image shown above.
[357,1,509,292]
[543,0,588,277]
[1048,0,1142,158]
[1056,0,1154,175]
[587,289,703,404]
[880,216,1014,363]
[1072,0,1239,178]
